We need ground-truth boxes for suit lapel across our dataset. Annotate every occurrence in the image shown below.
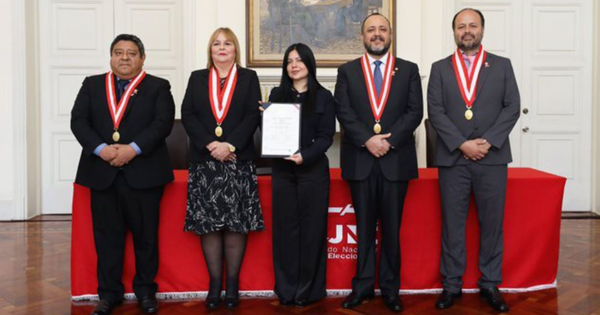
[102,74,111,112]
[475,53,493,100]
[445,55,463,101]
[381,57,399,117]
[353,59,368,95]
[122,77,145,119]
[231,68,245,107]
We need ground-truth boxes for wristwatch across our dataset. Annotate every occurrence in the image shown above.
[228,144,236,153]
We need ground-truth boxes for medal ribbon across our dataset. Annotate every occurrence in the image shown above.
[105,70,146,130]
[208,64,238,125]
[360,53,395,122]
[452,45,486,109]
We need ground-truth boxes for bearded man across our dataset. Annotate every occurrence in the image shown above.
[427,8,520,312]
[335,13,423,312]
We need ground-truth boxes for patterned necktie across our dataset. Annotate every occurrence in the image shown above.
[117,79,130,102]
[374,60,383,96]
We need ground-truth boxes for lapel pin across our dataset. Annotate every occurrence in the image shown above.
[132,89,138,96]
[484,62,490,68]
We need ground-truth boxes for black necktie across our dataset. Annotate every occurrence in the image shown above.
[117,80,130,102]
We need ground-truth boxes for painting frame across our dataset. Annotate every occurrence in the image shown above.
[246,0,396,68]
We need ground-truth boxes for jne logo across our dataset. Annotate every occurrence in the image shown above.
[328,225,357,244]
[327,204,357,245]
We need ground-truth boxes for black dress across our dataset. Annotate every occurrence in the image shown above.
[269,87,336,303]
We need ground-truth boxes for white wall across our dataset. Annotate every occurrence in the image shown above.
[592,0,600,214]
[0,0,28,220]
[0,0,15,204]
[26,0,41,219]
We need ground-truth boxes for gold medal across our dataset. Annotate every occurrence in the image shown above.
[373,122,382,134]
[465,109,473,120]
[464,109,474,120]
[112,131,120,142]
[215,125,223,137]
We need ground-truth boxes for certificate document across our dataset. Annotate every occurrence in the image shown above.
[261,102,301,158]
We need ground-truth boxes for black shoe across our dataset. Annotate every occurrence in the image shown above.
[341,293,371,308]
[480,287,509,312]
[382,295,403,312]
[224,279,240,309]
[224,296,239,309]
[205,282,222,310]
[205,296,221,310]
[294,299,312,307]
[138,296,158,314]
[435,290,462,309]
[279,299,294,306]
[90,299,121,315]
[205,291,221,310]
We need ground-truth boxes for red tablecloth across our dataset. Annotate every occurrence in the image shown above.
[71,168,566,299]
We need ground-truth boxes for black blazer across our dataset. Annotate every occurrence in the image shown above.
[181,67,261,162]
[335,57,423,181]
[268,87,336,166]
[427,53,520,166]
[71,73,175,190]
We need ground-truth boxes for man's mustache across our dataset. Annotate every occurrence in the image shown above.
[370,35,385,42]
[461,33,475,40]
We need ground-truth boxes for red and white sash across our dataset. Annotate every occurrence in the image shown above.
[208,64,238,126]
[451,45,486,110]
[360,53,395,123]
[105,70,146,131]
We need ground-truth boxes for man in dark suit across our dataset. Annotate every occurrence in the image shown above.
[71,34,175,315]
[427,8,520,312]
[335,13,423,312]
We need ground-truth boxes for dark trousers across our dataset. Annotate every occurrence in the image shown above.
[271,156,329,303]
[347,161,409,297]
[438,164,507,293]
[90,172,164,302]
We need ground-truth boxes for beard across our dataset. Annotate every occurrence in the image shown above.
[363,35,391,56]
[456,33,481,51]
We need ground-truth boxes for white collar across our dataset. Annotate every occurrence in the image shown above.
[367,52,389,67]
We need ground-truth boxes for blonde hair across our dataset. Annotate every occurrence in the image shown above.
[206,27,242,69]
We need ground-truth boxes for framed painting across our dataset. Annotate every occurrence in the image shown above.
[246,0,396,67]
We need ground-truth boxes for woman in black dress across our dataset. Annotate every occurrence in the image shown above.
[181,27,264,310]
[267,43,336,306]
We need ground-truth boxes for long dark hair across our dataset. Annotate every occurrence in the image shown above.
[274,43,324,114]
